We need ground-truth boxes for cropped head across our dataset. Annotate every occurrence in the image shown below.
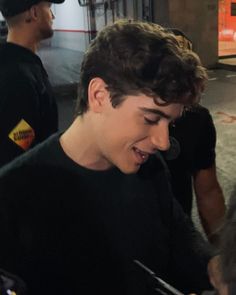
[76,20,207,115]
[0,0,64,41]
[0,0,64,18]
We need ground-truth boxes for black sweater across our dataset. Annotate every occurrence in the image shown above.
[0,134,212,295]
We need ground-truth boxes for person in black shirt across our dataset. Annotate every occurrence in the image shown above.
[167,105,225,242]
[163,30,225,242]
[0,0,64,167]
[0,20,214,295]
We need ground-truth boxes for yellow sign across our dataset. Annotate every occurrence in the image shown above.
[8,119,35,151]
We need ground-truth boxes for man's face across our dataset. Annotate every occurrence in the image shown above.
[93,91,183,174]
[36,1,54,40]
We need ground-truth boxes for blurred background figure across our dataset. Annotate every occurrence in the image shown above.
[0,0,64,167]
[163,29,226,243]
[211,192,236,295]
[191,192,236,295]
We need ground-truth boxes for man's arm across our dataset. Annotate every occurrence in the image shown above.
[193,164,226,243]
[0,77,40,167]
[168,196,213,294]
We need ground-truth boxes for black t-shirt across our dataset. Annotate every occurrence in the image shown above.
[0,42,58,167]
[0,134,212,295]
[165,105,216,215]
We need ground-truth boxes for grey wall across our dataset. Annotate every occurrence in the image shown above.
[153,0,170,27]
[46,0,219,66]
[51,31,90,52]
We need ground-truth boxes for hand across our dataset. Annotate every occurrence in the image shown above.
[208,255,228,295]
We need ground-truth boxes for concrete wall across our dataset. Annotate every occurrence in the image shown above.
[43,0,219,63]
[49,1,90,52]
[153,0,170,27]
[153,0,218,68]
[51,31,89,53]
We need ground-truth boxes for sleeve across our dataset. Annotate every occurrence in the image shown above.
[168,197,213,293]
[0,165,85,295]
[0,75,40,167]
[151,156,213,294]
[0,166,60,295]
[0,169,32,286]
[193,109,216,171]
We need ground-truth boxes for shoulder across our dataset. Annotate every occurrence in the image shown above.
[0,70,41,113]
[0,161,78,205]
[170,105,215,141]
[0,134,56,172]
[181,105,212,124]
[0,53,41,91]
[0,65,37,93]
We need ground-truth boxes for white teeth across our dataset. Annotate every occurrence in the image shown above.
[134,147,148,158]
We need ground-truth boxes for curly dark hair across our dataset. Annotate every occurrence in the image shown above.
[76,20,207,115]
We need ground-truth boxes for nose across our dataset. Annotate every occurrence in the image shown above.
[150,123,170,152]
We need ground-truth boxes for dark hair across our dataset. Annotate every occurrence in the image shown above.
[166,28,193,50]
[219,194,236,285]
[76,20,207,115]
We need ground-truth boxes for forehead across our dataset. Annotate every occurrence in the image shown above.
[122,94,184,119]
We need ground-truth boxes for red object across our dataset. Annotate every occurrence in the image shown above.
[219,0,236,41]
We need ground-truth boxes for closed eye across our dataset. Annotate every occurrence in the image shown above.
[144,117,161,125]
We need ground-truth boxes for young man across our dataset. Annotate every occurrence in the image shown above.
[0,20,213,295]
[0,0,64,167]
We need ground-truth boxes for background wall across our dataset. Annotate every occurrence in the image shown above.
[50,0,90,52]
[154,0,218,67]
[0,0,221,66]
[44,0,219,67]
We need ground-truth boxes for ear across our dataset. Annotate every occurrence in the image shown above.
[87,78,110,113]
[25,5,38,22]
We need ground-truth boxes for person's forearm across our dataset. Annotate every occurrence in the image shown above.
[196,185,226,243]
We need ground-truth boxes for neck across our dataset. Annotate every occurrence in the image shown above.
[60,116,112,171]
[7,30,38,53]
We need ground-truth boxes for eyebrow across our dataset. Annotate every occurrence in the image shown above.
[139,107,172,120]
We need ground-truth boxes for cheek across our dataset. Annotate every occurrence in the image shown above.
[123,120,149,142]
[102,108,148,143]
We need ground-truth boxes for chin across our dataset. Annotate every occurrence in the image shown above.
[118,164,141,175]
[41,29,54,40]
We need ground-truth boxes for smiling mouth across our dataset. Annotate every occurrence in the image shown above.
[133,147,149,164]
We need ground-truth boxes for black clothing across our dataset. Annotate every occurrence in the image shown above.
[0,42,58,167]
[0,134,212,295]
[166,105,216,215]
[0,268,26,295]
